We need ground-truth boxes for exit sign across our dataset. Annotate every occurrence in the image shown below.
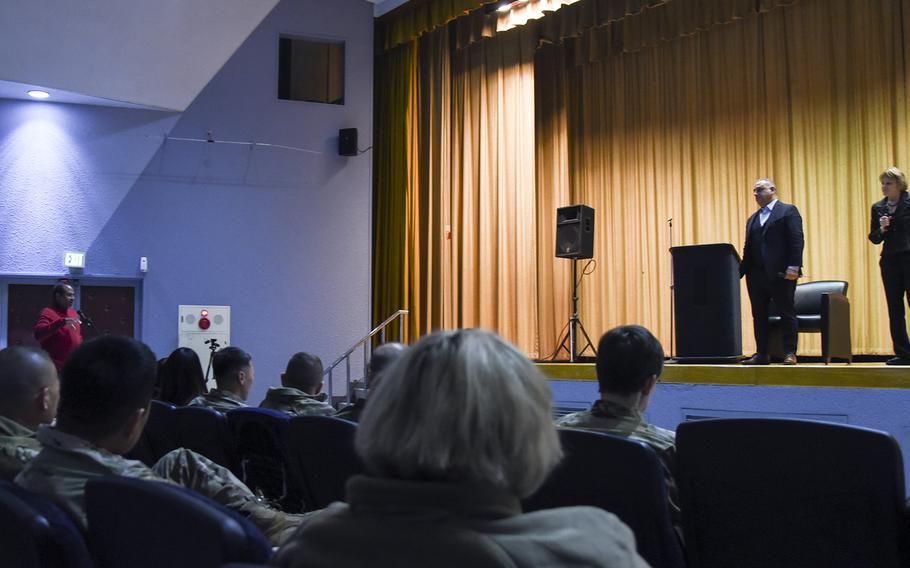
[63,251,85,268]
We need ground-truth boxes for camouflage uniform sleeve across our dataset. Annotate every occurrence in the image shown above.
[153,448,303,546]
[0,436,42,482]
[0,445,39,481]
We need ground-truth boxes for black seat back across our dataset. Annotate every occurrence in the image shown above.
[677,418,905,568]
[283,416,363,511]
[794,280,848,315]
[226,407,303,512]
[0,480,93,568]
[169,406,235,471]
[523,429,685,568]
[85,476,271,568]
[127,400,176,466]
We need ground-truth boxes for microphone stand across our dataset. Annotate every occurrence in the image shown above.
[668,217,675,360]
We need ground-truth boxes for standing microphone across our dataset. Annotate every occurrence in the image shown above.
[77,310,95,328]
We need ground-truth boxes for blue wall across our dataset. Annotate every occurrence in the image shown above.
[0,0,374,404]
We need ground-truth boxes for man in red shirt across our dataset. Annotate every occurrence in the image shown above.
[33,283,82,371]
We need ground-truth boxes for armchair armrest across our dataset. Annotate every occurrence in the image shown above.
[822,293,850,324]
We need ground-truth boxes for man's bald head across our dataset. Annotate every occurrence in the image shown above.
[0,347,59,430]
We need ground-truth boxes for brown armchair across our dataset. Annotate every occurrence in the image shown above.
[769,280,852,363]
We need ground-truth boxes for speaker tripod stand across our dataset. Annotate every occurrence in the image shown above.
[553,258,597,362]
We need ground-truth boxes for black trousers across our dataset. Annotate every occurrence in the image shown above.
[746,268,798,356]
[880,252,910,358]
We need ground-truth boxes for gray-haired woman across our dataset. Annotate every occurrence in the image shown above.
[272,329,649,568]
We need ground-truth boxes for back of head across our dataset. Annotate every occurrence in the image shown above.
[596,325,664,395]
[366,342,408,390]
[56,336,157,441]
[283,352,323,390]
[0,346,57,426]
[212,346,251,388]
[356,329,561,498]
[157,347,206,405]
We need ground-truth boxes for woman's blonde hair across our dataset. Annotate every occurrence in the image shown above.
[880,167,908,191]
[355,329,562,498]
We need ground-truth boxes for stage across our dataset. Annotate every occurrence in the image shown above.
[536,362,910,389]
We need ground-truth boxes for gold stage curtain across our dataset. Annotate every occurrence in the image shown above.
[377,0,497,52]
[537,0,910,356]
[372,40,417,341]
[374,0,910,357]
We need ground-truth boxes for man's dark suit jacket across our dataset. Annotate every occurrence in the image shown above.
[869,192,910,256]
[739,201,804,279]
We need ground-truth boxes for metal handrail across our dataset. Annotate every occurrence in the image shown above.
[323,309,408,400]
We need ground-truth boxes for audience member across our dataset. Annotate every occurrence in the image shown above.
[271,329,648,568]
[556,325,680,533]
[260,352,335,417]
[0,347,58,480]
[15,336,301,545]
[157,347,207,406]
[335,342,408,422]
[187,346,252,412]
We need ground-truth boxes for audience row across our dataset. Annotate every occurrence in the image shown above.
[2,324,905,567]
[0,328,655,566]
[156,342,407,423]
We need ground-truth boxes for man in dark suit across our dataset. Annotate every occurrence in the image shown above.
[739,179,804,365]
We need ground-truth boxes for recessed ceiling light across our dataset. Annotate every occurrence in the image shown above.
[27,90,50,99]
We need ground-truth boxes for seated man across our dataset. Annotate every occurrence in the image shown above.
[0,347,58,480]
[260,352,335,417]
[556,324,680,532]
[335,342,408,423]
[16,336,300,545]
[187,346,253,412]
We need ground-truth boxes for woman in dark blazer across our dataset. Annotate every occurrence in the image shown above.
[869,167,910,365]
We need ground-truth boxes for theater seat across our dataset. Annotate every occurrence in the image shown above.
[522,429,685,568]
[0,480,93,568]
[86,476,271,568]
[126,400,176,466]
[226,407,304,512]
[283,416,363,511]
[168,406,236,471]
[768,280,851,363]
[677,418,905,568]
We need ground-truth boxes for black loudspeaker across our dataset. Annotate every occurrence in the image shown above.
[338,128,358,156]
[555,205,595,259]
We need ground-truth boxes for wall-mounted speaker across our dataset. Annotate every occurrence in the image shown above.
[339,128,358,156]
[555,205,595,259]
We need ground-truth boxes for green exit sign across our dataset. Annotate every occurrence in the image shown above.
[63,251,85,268]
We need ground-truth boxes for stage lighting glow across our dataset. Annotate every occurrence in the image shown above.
[27,90,50,99]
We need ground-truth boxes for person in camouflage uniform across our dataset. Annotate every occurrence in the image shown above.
[16,336,301,546]
[335,342,408,423]
[556,325,681,537]
[187,346,253,412]
[0,347,59,480]
[259,352,335,417]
